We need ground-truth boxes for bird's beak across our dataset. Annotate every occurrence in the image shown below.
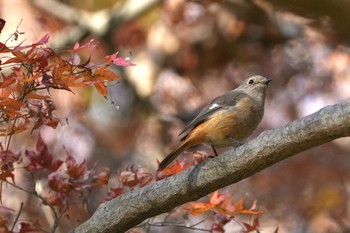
[263,79,272,86]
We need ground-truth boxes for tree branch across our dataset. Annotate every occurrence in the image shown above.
[32,0,161,47]
[72,99,350,233]
[265,0,350,39]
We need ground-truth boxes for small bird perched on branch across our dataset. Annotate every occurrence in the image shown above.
[158,75,271,171]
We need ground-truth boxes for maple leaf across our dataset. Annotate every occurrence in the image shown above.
[211,223,225,233]
[119,170,138,189]
[67,39,97,52]
[0,18,5,33]
[158,160,192,176]
[48,172,73,193]
[66,152,87,179]
[2,50,33,65]
[185,191,225,216]
[106,187,124,200]
[242,217,260,233]
[0,170,14,182]
[105,52,136,67]
[25,134,63,172]
[84,66,120,97]
[94,82,108,97]
[33,33,50,46]
[46,193,65,209]
[18,221,41,233]
[93,170,110,185]
[0,149,21,165]
[136,167,153,187]
[24,93,49,100]
[0,97,24,118]
[0,42,11,54]
[233,199,264,215]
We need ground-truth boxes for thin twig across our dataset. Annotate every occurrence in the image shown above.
[10,202,23,231]
[4,180,59,220]
[232,217,246,229]
[50,203,68,233]
[147,221,212,232]
[145,217,154,233]
[189,212,215,228]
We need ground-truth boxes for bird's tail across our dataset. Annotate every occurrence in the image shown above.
[158,141,189,171]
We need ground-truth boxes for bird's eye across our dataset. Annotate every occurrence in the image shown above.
[248,79,254,84]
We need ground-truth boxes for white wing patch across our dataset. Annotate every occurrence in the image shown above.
[208,103,220,110]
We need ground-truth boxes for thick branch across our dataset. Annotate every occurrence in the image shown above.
[72,100,350,233]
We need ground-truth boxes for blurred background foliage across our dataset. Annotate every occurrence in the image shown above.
[1,0,350,232]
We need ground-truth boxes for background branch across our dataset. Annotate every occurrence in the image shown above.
[32,0,160,47]
[72,100,350,233]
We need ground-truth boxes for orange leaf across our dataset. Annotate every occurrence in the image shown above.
[160,160,191,176]
[234,199,264,215]
[94,66,121,82]
[24,92,49,100]
[209,191,225,205]
[185,202,215,216]
[94,82,108,97]
[184,191,224,216]
[0,170,14,182]
[214,194,236,216]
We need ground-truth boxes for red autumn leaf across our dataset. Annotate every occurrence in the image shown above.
[159,160,192,176]
[3,50,33,65]
[242,217,260,233]
[119,170,138,189]
[94,82,108,97]
[106,187,124,200]
[0,120,29,136]
[94,66,121,82]
[24,92,49,100]
[13,34,50,51]
[34,33,50,46]
[25,134,63,171]
[28,47,54,69]
[211,223,225,233]
[48,172,73,193]
[185,191,225,216]
[18,221,41,233]
[93,170,110,185]
[0,42,12,54]
[136,167,153,187]
[210,191,226,205]
[66,153,87,179]
[0,78,16,89]
[67,39,97,52]
[233,199,264,215]
[185,202,214,216]
[0,18,5,33]
[0,170,14,182]
[85,66,120,97]
[0,97,24,117]
[105,52,136,67]
[0,150,21,164]
[46,192,65,209]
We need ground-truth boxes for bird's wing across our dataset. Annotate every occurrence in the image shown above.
[179,91,248,141]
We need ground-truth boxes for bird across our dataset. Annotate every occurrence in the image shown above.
[158,75,271,171]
